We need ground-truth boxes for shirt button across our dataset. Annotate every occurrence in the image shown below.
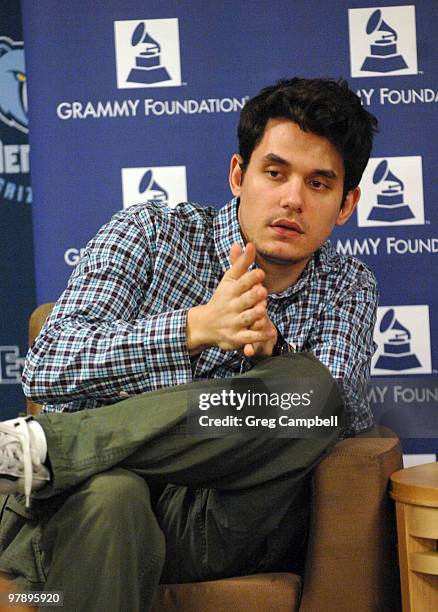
[119,391,129,398]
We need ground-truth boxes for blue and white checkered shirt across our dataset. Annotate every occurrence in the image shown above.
[23,198,377,435]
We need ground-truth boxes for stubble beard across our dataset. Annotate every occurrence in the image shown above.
[256,247,304,267]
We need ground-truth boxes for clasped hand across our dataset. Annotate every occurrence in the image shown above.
[186,243,277,358]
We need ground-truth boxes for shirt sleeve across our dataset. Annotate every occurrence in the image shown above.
[22,212,194,405]
[304,268,378,435]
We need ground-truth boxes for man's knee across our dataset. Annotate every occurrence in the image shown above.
[42,468,165,572]
[75,468,157,529]
[43,468,163,546]
[253,352,335,381]
[84,468,148,506]
[247,353,344,422]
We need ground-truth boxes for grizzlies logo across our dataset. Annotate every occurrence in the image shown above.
[0,37,28,134]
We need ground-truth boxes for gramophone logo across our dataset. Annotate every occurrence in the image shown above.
[357,156,424,227]
[121,166,187,209]
[114,19,182,89]
[348,6,418,77]
[0,37,28,133]
[372,306,431,375]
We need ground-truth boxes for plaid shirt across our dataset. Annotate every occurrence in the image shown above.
[23,198,377,434]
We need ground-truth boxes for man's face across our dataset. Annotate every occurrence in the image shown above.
[229,119,360,282]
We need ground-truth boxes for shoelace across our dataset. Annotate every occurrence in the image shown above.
[0,420,36,507]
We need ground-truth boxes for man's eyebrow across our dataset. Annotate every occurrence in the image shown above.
[313,169,338,180]
[262,153,290,166]
[262,154,338,179]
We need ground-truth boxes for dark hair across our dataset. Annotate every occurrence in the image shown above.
[238,77,378,201]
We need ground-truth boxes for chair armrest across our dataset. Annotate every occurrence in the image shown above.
[29,302,55,346]
[26,303,55,416]
[299,429,403,612]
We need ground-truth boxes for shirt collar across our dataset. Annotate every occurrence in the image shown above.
[271,241,339,300]
[213,197,245,274]
[213,197,339,293]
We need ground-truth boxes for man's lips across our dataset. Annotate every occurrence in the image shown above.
[270,219,304,236]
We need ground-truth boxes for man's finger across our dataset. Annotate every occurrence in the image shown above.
[243,343,256,358]
[237,304,266,328]
[226,242,257,280]
[233,270,265,297]
[237,286,267,311]
[249,316,266,331]
[229,243,242,266]
[238,328,276,345]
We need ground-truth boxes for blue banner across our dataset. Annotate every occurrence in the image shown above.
[0,0,35,419]
[21,0,438,458]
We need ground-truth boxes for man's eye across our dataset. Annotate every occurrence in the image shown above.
[310,179,327,189]
[266,170,280,178]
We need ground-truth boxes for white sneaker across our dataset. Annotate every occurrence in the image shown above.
[0,416,50,507]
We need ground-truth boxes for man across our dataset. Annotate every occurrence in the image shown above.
[0,78,378,611]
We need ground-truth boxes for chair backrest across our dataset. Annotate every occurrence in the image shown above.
[27,302,55,415]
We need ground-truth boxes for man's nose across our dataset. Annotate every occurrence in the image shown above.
[279,178,305,212]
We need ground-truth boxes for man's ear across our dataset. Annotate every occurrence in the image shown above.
[229,154,244,197]
[336,187,361,226]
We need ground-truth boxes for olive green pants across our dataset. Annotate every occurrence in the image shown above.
[0,354,345,612]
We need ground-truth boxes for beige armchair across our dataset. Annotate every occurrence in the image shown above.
[23,303,403,611]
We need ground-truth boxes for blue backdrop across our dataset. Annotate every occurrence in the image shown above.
[20,0,438,460]
[0,0,35,419]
